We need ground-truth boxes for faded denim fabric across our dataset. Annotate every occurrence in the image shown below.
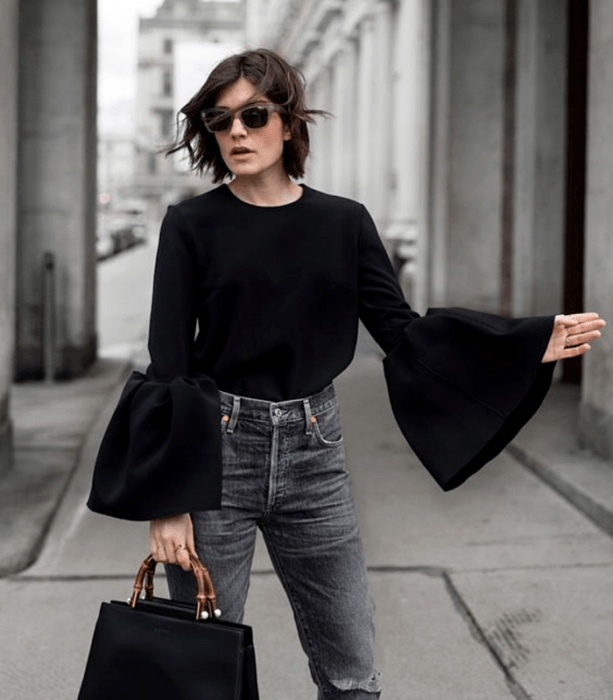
[165,382,382,699]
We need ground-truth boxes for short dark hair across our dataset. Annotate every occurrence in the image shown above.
[166,48,331,183]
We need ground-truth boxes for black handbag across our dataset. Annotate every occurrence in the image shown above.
[77,554,259,700]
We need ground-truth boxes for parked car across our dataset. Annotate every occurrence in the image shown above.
[96,229,115,260]
[96,208,148,261]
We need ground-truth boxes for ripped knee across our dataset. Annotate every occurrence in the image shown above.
[329,669,382,695]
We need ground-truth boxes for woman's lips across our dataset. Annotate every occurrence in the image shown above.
[231,150,253,158]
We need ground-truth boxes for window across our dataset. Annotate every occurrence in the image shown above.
[162,68,173,97]
[159,109,174,138]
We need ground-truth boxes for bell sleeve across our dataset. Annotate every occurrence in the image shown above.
[357,204,556,491]
[87,205,222,521]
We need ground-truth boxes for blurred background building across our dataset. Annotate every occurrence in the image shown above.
[134,0,244,208]
[0,0,612,479]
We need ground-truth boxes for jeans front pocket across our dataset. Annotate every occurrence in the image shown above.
[311,403,344,448]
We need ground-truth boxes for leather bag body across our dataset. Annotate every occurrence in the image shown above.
[76,555,259,700]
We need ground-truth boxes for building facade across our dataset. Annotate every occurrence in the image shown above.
[246,0,613,463]
[98,135,137,208]
[135,0,245,208]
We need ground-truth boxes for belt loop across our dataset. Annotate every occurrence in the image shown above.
[227,395,241,433]
[303,398,313,435]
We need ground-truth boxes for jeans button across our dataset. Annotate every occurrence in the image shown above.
[274,408,282,417]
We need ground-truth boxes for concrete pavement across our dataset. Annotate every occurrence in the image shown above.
[1,240,613,699]
[0,356,131,576]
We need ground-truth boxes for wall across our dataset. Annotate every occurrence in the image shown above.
[579,0,613,460]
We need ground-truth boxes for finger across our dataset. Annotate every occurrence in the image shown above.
[164,541,190,571]
[162,540,179,566]
[562,343,591,359]
[150,521,171,563]
[567,319,606,336]
[555,314,579,327]
[149,532,159,562]
[154,549,168,564]
[566,330,602,346]
[175,543,192,571]
[186,518,197,557]
[149,537,165,564]
[563,312,601,325]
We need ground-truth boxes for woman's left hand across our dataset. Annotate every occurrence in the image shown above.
[542,312,606,363]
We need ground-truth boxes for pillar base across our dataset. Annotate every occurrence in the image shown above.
[14,334,97,382]
[578,401,613,462]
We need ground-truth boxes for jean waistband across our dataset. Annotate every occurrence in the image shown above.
[218,382,338,432]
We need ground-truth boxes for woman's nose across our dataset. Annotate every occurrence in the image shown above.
[229,115,247,135]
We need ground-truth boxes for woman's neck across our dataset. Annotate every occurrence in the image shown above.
[228,173,303,207]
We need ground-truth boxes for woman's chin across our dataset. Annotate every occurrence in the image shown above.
[230,163,259,177]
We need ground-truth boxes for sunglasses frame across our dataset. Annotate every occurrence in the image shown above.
[200,102,284,133]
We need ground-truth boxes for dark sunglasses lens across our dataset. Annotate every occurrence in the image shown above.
[241,106,270,129]
[204,110,231,132]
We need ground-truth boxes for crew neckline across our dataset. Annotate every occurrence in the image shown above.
[221,183,309,209]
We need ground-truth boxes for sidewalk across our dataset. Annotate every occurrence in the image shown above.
[2,348,613,699]
[0,356,132,576]
[1,353,611,578]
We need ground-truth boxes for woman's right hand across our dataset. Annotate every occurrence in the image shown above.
[149,513,196,572]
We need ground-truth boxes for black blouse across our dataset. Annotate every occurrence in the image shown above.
[87,183,556,520]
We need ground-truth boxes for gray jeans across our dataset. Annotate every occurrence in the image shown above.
[165,382,382,699]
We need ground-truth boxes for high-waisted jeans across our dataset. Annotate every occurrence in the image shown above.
[165,382,382,699]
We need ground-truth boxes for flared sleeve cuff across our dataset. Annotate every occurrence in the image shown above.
[382,308,556,491]
[87,369,222,520]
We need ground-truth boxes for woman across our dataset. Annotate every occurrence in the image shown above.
[88,49,605,699]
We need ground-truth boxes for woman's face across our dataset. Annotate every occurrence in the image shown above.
[213,77,291,180]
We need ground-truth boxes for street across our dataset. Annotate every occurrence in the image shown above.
[1,236,612,700]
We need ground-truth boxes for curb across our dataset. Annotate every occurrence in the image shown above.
[507,383,613,539]
[507,442,613,538]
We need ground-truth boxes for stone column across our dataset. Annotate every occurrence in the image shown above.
[512,0,567,317]
[0,0,19,475]
[428,0,506,311]
[343,33,359,199]
[385,0,424,262]
[330,50,347,196]
[306,73,327,187]
[356,15,376,207]
[305,76,320,184]
[579,0,613,461]
[329,37,359,199]
[428,0,452,306]
[17,0,98,380]
[314,66,334,192]
[370,0,394,225]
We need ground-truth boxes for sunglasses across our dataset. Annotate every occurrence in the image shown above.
[200,103,283,133]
